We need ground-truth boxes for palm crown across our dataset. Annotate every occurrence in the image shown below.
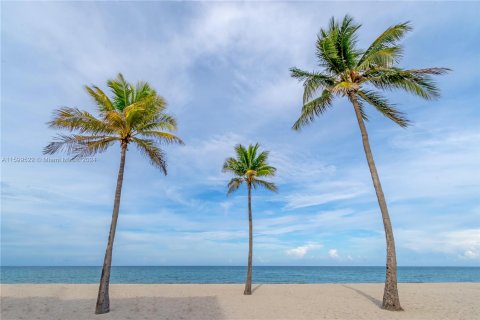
[290,15,450,130]
[44,73,183,174]
[222,143,277,194]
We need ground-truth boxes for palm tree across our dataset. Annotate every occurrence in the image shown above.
[222,143,277,295]
[290,16,449,310]
[44,73,183,314]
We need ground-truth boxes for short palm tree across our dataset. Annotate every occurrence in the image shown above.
[222,143,277,295]
[44,73,183,314]
[290,16,449,310]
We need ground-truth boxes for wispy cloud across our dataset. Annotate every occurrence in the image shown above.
[284,189,366,210]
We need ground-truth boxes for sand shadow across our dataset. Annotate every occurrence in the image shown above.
[342,285,382,308]
[252,284,263,293]
[1,296,225,320]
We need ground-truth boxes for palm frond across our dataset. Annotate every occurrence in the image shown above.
[74,137,118,158]
[234,144,249,170]
[246,143,260,168]
[137,130,184,145]
[357,90,410,127]
[135,113,177,132]
[336,15,361,69]
[123,95,159,128]
[317,27,344,74]
[357,22,411,69]
[132,137,167,175]
[107,73,132,111]
[315,15,361,73]
[85,85,114,113]
[366,67,444,100]
[252,179,278,193]
[104,111,127,134]
[290,67,335,104]
[227,177,244,195]
[404,67,451,75]
[222,157,243,175]
[47,107,115,135]
[255,165,277,177]
[357,46,403,70]
[252,150,269,168]
[292,89,333,130]
[131,81,155,103]
[43,134,118,158]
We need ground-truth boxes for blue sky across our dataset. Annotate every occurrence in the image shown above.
[1,1,479,267]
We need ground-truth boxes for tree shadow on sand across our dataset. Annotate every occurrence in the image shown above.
[252,284,263,293]
[1,296,225,320]
[342,285,382,309]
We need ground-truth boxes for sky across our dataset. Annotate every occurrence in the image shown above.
[1,1,479,267]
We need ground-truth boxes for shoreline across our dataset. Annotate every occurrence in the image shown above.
[2,283,479,319]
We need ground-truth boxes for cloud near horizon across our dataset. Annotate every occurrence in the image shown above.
[286,243,323,259]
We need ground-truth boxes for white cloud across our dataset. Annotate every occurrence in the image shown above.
[463,250,478,260]
[399,229,480,261]
[328,249,339,259]
[286,243,322,258]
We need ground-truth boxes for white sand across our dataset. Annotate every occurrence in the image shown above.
[1,283,479,320]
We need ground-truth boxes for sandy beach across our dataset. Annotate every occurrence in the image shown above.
[1,283,479,320]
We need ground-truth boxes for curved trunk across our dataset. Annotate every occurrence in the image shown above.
[349,93,403,311]
[244,182,253,295]
[95,143,127,314]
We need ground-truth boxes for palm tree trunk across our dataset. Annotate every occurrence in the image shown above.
[95,142,127,314]
[244,182,253,295]
[349,93,403,311]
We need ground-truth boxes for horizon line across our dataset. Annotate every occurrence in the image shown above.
[2,265,479,268]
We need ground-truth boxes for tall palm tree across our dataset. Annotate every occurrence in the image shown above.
[222,143,277,295]
[290,16,449,310]
[44,73,183,314]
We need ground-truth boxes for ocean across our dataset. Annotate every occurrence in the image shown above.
[1,266,479,284]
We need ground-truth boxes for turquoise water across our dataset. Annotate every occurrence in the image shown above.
[1,266,479,284]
